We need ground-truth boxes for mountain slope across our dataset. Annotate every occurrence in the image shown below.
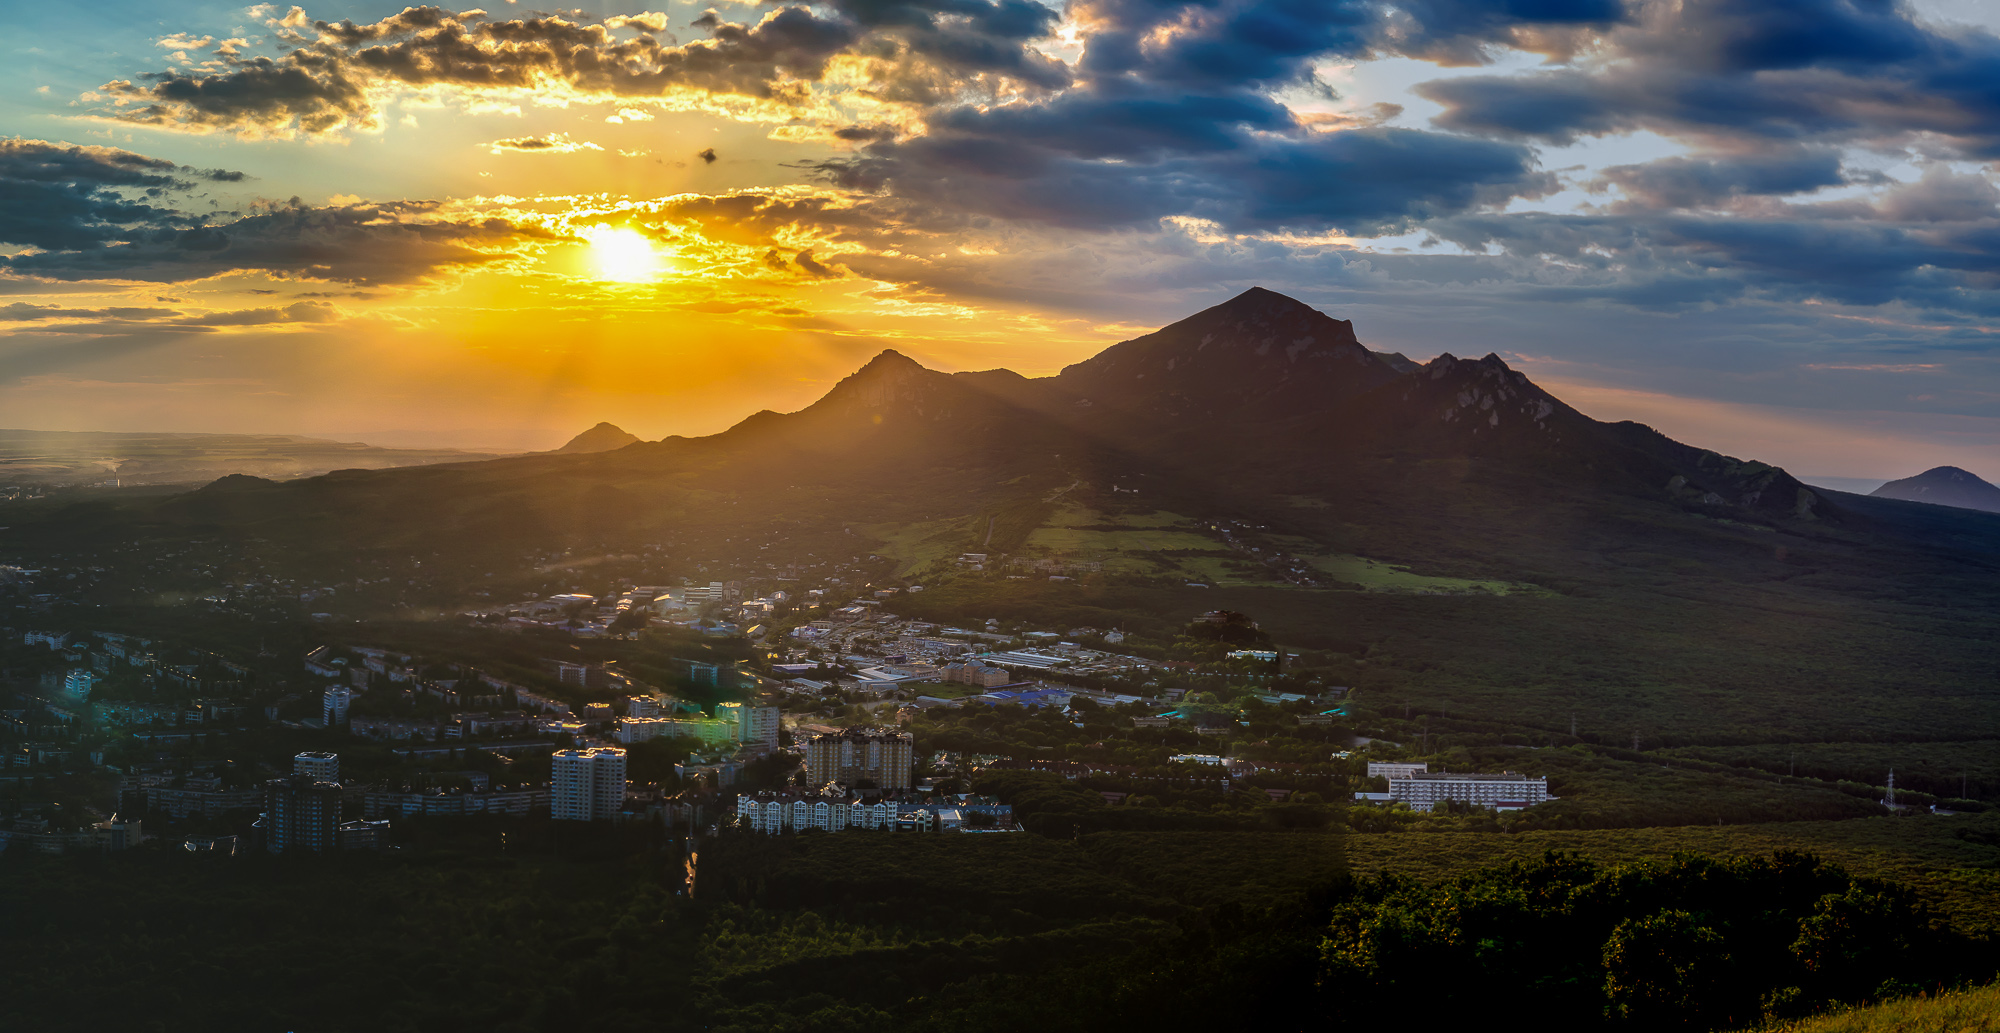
[1871,466,2000,513]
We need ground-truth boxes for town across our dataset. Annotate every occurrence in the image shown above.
[0,556,1578,858]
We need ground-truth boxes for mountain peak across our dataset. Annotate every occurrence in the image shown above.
[811,348,943,411]
[1872,465,2000,513]
[555,422,643,453]
[858,348,924,373]
[1052,287,1408,420]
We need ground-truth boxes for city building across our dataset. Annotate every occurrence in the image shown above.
[61,669,96,702]
[552,747,627,821]
[1386,771,1550,812]
[361,787,550,819]
[804,727,914,790]
[264,775,343,853]
[294,751,340,782]
[617,716,737,746]
[323,685,351,728]
[336,819,392,850]
[939,660,1014,687]
[735,790,1012,834]
[1367,762,1428,779]
[717,702,780,751]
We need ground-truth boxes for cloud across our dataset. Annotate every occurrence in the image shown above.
[1416,0,2000,160]
[0,139,239,252]
[1592,148,1849,210]
[487,132,602,154]
[3,193,560,287]
[90,3,1058,137]
[0,298,345,335]
[805,124,1549,234]
[0,303,178,322]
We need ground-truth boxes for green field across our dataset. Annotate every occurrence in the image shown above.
[1024,505,1220,556]
[861,516,983,575]
[1041,506,1192,529]
[1300,551,1533,594]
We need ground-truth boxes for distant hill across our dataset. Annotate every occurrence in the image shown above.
[0,429,507,486]
[1871,466,2000,513]
[554,423,643,454]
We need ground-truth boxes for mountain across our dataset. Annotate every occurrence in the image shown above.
[554,422,643,453]
[1050,286,1410,424]
[73,286,1847,579]
[1871,466,2000,513]
[16,287,2000,748]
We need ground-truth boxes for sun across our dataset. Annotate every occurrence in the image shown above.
[581,225,662,282]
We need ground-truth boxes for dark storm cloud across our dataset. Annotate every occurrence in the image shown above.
[0,140,220,251]
[1417,0,2000,158]
[1594,149,1849,210]
[805,122,1549,234]
[1423,204,2000,316]
[1385,0,1625,63]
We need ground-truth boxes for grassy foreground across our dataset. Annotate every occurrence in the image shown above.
[1757,982,2000,1033]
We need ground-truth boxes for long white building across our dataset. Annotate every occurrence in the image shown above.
[1366,761,1428,779]
[737,792,904,833]
[552,747,627,821]
[617,716,736,746]
[1387,771,1551,812]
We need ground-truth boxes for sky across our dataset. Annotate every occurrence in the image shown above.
[3,0,2000,484]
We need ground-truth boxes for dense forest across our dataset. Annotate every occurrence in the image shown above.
[1,813,1992,1032]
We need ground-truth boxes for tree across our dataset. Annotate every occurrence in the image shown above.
[1602,910,1736,1029]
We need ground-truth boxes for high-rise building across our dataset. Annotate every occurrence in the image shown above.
[62,669,96,702]
[805,728,913,790]
[294,751,340,782]
[264,775,342,854]
[552,747,627,821]
[715,702,780,751]
[323,685,351,728]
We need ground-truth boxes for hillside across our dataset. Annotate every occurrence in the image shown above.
[1873,466,2000,514]
[1754,981,2000,1032]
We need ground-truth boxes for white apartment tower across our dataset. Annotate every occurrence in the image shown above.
[717,702,781,751]
[294,751,340,782]
[62,669,96,702]
[323,685,351,728]
[552,747,628,821]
